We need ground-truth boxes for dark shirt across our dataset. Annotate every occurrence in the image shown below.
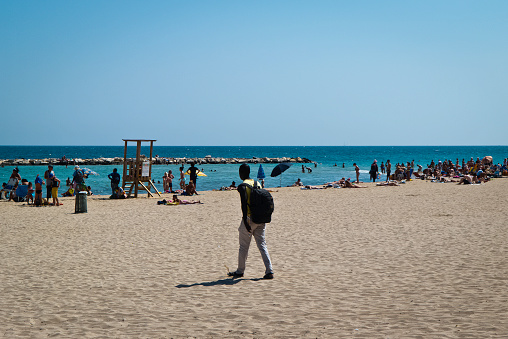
[108,172,120,184]
[188,166,199,179]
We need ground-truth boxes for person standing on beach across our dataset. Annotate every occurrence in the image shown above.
[162,172,169,192]
[34,174,44,206]
[369,160,379,182]
[228,164,274,280]
[354,163,360,183]
[108,168,121,196]
[386,160,391,181]
[187,163,200,189]
[72,165,85,192]
[179,166,186,189]
[51,175,61,206]
[44,165,54,200]
[167,170,175,193]
[381,162,385,174]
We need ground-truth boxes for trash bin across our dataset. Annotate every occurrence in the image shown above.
[75,191,88,213]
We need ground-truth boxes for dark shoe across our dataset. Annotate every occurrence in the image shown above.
[263,273,274,280]
[228,271,243,279]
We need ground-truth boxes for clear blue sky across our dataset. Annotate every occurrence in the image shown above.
[1,1,507,146]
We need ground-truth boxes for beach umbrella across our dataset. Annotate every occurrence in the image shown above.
[81,167,98,176]
[271,163,292,187]
[257,164,266,179]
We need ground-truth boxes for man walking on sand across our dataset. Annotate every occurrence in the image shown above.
[228,164,274,280]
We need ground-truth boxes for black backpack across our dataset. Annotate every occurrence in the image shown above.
[75,170,84,183]
[244,180,274,224]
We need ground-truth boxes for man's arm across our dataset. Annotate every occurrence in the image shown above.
[237,184,251,232]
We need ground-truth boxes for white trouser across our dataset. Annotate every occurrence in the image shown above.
[236,218,273,275]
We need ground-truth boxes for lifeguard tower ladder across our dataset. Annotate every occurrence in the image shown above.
[122,139,161,198]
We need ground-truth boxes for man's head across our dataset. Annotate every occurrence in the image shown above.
[113,168,117,173]
[48,165,53,169]
[239,164,250,180]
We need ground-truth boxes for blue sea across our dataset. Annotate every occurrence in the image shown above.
[1,146,507,195]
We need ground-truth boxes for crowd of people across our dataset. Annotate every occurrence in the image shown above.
[2,156,507,204]
[1,165,92,206]
[292,156,507,189]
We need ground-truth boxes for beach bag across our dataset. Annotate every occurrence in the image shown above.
[244,180,274,224]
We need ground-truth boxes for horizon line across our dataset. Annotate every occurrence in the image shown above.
[1,145,507,147]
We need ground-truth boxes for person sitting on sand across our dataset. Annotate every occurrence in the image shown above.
[86,186,93,195]
[292,178,303,187]
[343,178,367,188]
[10,167,22,182]
[184,181,198,196]
[111,186,126,199]
[62,187,75,197]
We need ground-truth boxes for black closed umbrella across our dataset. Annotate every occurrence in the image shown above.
[271,163,292,187]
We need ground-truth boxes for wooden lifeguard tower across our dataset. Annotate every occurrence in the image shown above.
[122,139,161,198]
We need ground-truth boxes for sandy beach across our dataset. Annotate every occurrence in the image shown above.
[1,178,507,338]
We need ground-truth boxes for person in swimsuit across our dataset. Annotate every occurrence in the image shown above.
[386,160,392,182]
[34,174,45,206]
[344,178,367,188]
[51,175,61,206]
[167,170,175,193]
[26,182,34,204]
[354,163,360,183]
[170,194,201,204]
[185,181,198,196]
[179,166,186,190]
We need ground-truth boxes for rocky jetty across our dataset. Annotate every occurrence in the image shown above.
[0,156,314,167]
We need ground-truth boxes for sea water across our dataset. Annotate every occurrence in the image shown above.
[1,146,507,195]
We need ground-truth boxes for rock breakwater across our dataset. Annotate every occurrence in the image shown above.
[1,156,314,167]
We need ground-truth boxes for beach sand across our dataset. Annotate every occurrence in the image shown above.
[1,179,507,338]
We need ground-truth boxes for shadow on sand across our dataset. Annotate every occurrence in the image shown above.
[175,277,263,288]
